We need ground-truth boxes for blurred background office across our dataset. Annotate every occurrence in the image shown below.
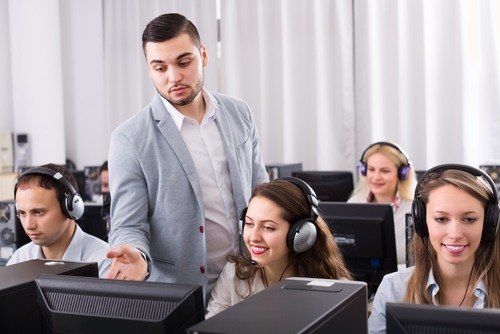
[1,0,500,173]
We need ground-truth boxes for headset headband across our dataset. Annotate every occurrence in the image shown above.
[360,141,412,167]
[17,167,79,197]
[279,176,319,221]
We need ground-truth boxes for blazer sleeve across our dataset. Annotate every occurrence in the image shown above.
[107,127,151,256]
[247,101,269,188]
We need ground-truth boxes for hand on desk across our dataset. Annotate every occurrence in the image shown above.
[106,244,149,281]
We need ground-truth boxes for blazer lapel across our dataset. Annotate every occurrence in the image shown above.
[150,94,204,211]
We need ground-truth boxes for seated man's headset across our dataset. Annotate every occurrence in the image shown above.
[359,141,413,180]
[15,166,85,220]
[239,177,319,265]
[411,164,500,242]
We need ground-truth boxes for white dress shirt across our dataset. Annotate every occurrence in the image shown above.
[161,89,239,293]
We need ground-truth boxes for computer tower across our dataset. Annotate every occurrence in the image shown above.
[0,259,98,333]
[265,163,303,180]
[188,278,367,334]
[76,203,108,242]
[0,200,29,265]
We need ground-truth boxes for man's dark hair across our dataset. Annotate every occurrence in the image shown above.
[142,13,201,50]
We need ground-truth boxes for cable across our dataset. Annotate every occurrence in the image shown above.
[279,259,294,282]
[458,264,474,307]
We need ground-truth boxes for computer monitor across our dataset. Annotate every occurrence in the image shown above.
[386,302,500,333]
[76,203,108,242]
[71,170,90,201]
[415,170,427,182]
[318,202,397,295]
[36,275,205,334]
[0,260,98,334]
[291,171,354,202]
[188,278,367,334]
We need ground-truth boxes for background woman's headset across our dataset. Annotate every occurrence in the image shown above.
[359,141,413,180]
[411,164,500,242]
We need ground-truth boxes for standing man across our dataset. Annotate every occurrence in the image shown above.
[106,13,268,297]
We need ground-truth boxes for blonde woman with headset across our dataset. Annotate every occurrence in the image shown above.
[349,142,418,267]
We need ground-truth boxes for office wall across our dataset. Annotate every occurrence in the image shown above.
[3,0,106,169]
[0,0,13,132]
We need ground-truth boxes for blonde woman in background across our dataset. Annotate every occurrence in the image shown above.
[349,141,418,267]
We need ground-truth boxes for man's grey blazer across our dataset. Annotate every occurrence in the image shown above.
[108,92,268,293]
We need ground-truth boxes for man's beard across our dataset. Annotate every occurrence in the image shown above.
[161,78,204,107]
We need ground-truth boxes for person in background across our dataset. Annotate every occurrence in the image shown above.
[106,13,268,298]
[99,160,111,240]
[7,164,110,277]
[99,160,109,194]
[206,178,352,318]
[349,141,418,266]
[368,165,500,333]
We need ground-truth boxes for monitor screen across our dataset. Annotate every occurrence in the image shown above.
[415,170,427,182]
[292,171,354,202]
[386,302,500,334]
[76,203,108,242]
[318,202,397,295]
[71,170,90,201]
[36,275,205,334]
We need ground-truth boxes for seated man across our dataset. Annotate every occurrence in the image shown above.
[7,163,110,277]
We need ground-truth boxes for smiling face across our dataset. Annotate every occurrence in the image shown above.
[243,196,291,272]
[426,184,484,271]
[15,183,74,249]
[366,152,399,202]
[144,33,207,109]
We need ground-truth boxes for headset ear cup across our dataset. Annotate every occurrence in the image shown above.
[287,219,317,253]
[360,162,367,176]
[64,193,85,220]
[483,203,500,242]
[412,198,428,238]
[399,165,410,180]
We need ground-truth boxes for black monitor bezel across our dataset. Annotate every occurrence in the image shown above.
[36,274,205,333]
[291,171,354,202]
[386,302,500,333]
[318,202,397,294]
